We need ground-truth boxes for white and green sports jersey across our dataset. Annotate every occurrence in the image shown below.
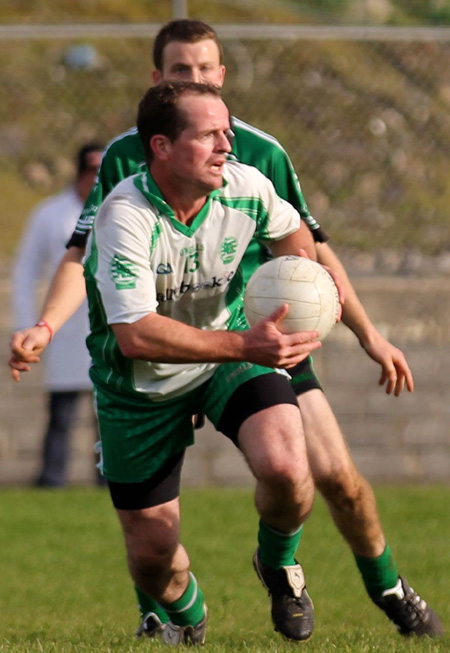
[84,160,301,401]
[70,117,327,250]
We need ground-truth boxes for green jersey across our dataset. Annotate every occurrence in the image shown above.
[69,118,327,250]
[84,161,301,401]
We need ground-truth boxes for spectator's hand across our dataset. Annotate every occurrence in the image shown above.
[242,304,321,369]
[8,327,52,382]
[361,332,414,396]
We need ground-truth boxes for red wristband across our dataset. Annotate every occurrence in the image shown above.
[35,319,54,342]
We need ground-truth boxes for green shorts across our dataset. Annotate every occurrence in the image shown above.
[95,361,288,483]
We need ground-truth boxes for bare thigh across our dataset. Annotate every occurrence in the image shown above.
[297,389,358,484]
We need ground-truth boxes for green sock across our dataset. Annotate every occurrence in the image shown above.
[258,518,303,569]
[135,584,169,624]
[160,573,205,627]
[355,545,399,598]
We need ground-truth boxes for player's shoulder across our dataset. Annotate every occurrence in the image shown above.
[97,173,159,234]
[102,127,144,161]
[95,175,146,225]
[231,116,287,155]
[222,160,274,194]
[102,174,141,203]
[102,172,158,213]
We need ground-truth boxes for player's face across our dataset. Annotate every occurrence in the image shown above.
[166,94,231,194]
[154,39,225,87]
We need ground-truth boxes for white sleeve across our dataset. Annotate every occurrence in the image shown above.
[254,171,301,242]
[12,207,50,329]
[93,198,158,324]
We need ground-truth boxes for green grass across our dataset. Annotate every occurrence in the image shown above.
[0,486,449,651]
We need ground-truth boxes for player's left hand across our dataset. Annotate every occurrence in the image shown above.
[361,332,414,396]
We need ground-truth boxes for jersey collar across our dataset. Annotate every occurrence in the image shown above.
[134,166,227,235]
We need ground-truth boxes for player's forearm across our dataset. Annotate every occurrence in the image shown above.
[315,243,377,346]
[269,227,317,261]
[113,313,247,364]
[39,246,86,333]
[113,307,321,369]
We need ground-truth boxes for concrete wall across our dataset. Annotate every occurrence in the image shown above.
[1,275,449,487]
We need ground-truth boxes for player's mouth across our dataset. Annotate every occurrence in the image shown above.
[210,159,225,173]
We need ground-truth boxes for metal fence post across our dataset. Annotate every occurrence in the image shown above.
[171,0,188,18]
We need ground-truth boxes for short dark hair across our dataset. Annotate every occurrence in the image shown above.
[76,142,103,175]
[137,81,222,162]
[153,19,223,71]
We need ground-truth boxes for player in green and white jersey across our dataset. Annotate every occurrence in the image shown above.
[85,158,308,413]
[9,19,441,641]
[86,80,321,644]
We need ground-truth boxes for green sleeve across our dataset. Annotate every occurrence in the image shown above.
[68,130,145,248]
[230,119,328,242]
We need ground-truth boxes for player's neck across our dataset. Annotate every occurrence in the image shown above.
[173,197,207,225]
[152,170,207,225]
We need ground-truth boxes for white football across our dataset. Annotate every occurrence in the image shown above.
[244,256,340,341]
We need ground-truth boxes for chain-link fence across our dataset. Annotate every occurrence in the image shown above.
[2,25,450,484]
[2,25,450,266]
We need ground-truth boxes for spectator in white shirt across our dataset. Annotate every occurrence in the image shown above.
[13,143,103,487]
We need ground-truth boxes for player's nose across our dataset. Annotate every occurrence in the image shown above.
[190,69,203,83]
[216,131,232,152]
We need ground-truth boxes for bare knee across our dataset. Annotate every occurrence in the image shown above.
[258,449,301,483]
[239,405,314,528]
[117,501,189,596]
[258,441,313,492]
[255,456,315,530]
[130,535,178,577]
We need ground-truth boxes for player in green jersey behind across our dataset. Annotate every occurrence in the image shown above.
[9,19,442,640]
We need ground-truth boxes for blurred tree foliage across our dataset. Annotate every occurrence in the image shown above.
[2,1,450,260]
[2,1,450,26]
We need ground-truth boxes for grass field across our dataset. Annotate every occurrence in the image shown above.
[0,486,448,652]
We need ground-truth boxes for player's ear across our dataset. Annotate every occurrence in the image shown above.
[219,65,226,86]
[150,134,171,160]
[152,69,162,85]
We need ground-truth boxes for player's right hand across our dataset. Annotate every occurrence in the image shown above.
[242,304,322,369]
[8,327,51,382]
